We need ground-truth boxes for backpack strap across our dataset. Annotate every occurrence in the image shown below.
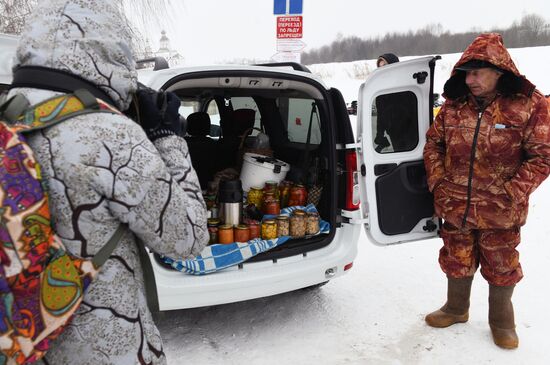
[1,89,120,133]
[0,93,30,121]
[91,224,126,268]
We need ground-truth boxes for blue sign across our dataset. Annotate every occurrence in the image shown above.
[274,0,286,14]
[274,0,303,15]
[289,0,303,14]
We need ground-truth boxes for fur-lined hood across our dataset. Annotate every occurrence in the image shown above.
[443,33,535,100]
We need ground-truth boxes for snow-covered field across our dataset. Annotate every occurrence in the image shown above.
[158,48,550,364]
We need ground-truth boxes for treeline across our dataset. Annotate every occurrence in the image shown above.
[302,14,550,64]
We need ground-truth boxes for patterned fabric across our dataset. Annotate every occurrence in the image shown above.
[163,204,330,275]
[0,94,116,364]
[13,0,137,111]
[439,222,522,286]
[424,33,550,229]
[7,1,209,364]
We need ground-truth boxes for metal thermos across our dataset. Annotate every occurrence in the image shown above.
[218,179,243,226]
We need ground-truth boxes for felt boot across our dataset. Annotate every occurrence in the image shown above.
[425,276,473,328]
[489,284,519,349]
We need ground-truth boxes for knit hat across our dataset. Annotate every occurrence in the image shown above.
[377,53,400,66]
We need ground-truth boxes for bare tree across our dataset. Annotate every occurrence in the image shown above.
[520,13,546,35]
[0,0,178,55]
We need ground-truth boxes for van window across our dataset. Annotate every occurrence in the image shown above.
[279,97,321,145]
[372,91,418,153]
[231,97,261,135]
[179,100,200,118]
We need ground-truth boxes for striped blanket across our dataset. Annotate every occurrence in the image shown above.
[161,204,330,275]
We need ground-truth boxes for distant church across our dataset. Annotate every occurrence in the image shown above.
[139,30,183,68]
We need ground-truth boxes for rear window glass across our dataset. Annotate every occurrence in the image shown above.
[278,97,321,145]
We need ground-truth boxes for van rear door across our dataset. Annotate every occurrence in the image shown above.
[357,56,440,245]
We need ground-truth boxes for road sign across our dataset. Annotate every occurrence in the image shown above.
[271,51,301,63]
[277,39,306,52]
[276,16,303,39]
[274,0,303,15]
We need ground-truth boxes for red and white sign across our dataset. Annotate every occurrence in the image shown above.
[276,16,303,39]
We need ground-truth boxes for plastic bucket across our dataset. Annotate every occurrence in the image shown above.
[240,153,290,192]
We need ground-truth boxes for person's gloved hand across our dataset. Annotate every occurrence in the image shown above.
[136,88,182,141]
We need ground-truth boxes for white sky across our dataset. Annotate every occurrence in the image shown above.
[145,0,550,64]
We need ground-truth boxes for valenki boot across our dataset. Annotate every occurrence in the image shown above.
[425,276,473,328]
[489,284,519,349]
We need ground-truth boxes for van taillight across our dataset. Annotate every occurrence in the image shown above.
[345,150,360,210]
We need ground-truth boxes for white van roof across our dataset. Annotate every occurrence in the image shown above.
[0,33,18,85]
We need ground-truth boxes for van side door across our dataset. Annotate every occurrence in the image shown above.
[358,56,441,245]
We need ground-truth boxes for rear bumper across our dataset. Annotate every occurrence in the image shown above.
[150,224,361,310]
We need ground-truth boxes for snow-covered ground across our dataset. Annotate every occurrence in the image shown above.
[158,48,550,364]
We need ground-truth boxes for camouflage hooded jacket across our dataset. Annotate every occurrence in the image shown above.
[424,33,550,229]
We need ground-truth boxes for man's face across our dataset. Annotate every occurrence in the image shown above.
[465,68,502,98]
[377,59,388,68]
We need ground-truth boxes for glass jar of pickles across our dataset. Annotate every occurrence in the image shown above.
[218,224,234,244]
[288,184,308,207]
[276,215,290,237]
[247,186,263,209]
[264,180,279,199]
[306,212,320,235]
[279,180,292,208]
[261,219,277,240]
[289,210,306,238]
[234,224,250,242]
[207,218,221,244]
[247,220,261,239]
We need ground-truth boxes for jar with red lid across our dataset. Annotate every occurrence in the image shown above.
[247,220,261,239]
[288,184,308,207]
[234,224,250,242]
[218,224,234,244]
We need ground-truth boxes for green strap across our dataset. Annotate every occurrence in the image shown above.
[92,224,126,268]
[0,94,30,122]
[136,238,159,312]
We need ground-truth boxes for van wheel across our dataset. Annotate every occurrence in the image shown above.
[303,281,329,290]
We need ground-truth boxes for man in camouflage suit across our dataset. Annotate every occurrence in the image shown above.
[423,33,550,349]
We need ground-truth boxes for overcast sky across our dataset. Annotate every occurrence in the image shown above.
[145,0,550,64]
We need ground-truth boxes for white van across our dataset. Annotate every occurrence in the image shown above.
[1,35,441,311]
[138,58,441,310]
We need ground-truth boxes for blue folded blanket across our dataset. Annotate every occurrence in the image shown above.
[161,204,330,275]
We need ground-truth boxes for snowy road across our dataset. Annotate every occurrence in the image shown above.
[156,183,550,364]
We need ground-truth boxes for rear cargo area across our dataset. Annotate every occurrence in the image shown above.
[154,70,338,267]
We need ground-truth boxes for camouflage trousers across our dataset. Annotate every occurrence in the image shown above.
[439,222,523,286]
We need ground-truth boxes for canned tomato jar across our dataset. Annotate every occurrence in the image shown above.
[234,224,250,242]
[218,224,234,244]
